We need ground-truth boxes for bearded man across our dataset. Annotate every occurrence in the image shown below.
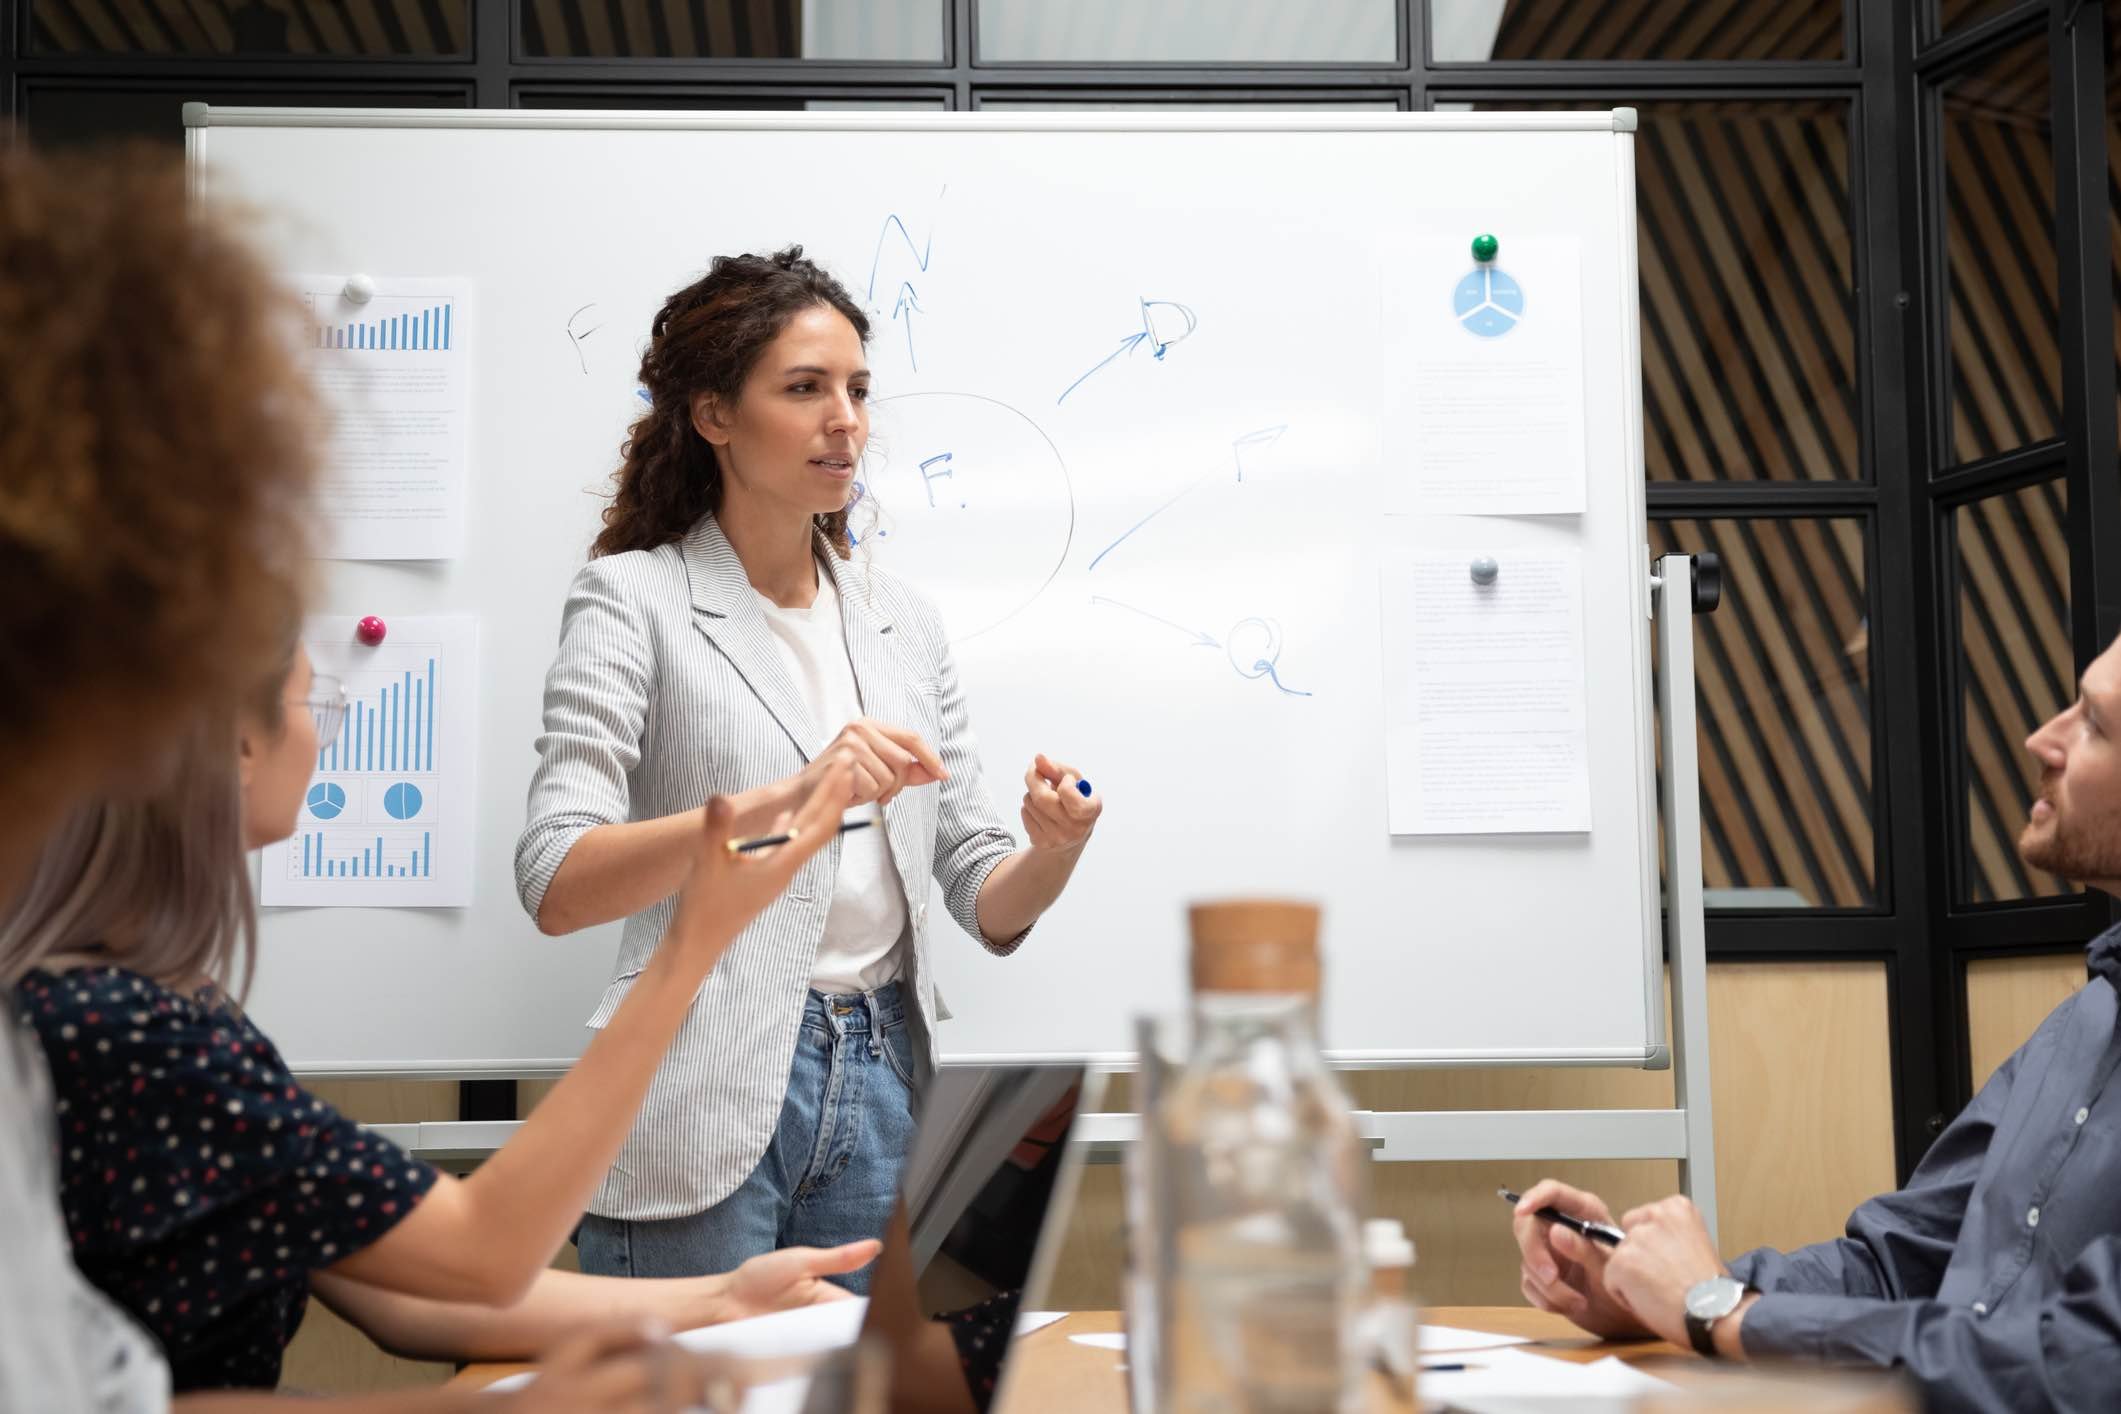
[1509,635,2121,1414]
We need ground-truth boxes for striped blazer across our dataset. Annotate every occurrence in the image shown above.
[514,515,1025,1221]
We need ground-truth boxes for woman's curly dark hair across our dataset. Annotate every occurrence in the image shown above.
[0,144,317,872]
[593,246,870,561]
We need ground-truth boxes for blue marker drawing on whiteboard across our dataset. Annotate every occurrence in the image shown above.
[917,452,957,508]
[1231,424,1287,482]
[1090,598,1313,698]
[867,191,946,372]
[1057,297,1199,405]
[892,283,925,371]
[1088,425,1287,572]
[1090,595,1221,648]
[866,199,944,301]
[1227,617,1312,697]
[565,303,603,374]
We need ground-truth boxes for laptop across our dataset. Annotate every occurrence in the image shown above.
[491,1067,1104,1412]
[800,1063,1104,1414]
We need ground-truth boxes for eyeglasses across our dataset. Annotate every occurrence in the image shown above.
[296,674,349,751]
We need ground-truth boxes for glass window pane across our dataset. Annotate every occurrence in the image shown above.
[23,85,470,149]
[1954,480,2075,903]
[976,0,1395,63]
[1941,29,2061,465]
[1452,99,1859,481]
[975,97,1401,110]
[1652,518,1876,910]
[515,91,948,111]
[27,0,468,56]
[518,0,942,61]
[1430,0,1844,62]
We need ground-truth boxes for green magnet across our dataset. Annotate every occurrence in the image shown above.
[1471,233,1499,263]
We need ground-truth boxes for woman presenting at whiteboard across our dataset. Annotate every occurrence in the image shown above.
[515,248,1101,1287]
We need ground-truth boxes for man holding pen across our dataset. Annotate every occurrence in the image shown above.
[1512,631,2121,1414]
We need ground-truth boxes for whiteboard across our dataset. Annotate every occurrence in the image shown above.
[190,108,1661,1076]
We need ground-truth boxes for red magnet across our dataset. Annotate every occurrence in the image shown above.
[355,615,388,647]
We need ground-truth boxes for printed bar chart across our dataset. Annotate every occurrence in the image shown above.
[296,830,432,879]
[320,658,436,774]
[314,301,454,352]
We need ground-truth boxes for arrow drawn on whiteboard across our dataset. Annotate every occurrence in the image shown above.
[1090,595,1220,648]
[1087,424,1289,573]
[1091,599,1315,697]
[1057,298,1199,404]
[893,282,924,372]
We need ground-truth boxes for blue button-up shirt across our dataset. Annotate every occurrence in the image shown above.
[1729,923,2121,1412]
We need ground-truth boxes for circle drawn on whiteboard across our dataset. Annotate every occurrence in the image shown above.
[1452,266,1525,338]
[306,782,347,820]
[863,392,1075,643]
[383,782,425,820]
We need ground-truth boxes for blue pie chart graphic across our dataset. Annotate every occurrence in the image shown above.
[383,782,425,821]
[1452,266,1525,338]
[306,782,347,820]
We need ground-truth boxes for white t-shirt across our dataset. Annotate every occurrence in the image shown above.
[755,568,911,994]
[0,1017,169,1414]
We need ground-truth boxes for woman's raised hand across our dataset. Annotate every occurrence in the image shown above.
[662,758,854,965]
[809,717,948,808]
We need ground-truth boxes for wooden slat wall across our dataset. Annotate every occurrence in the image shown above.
[1654,516,1872,906]
[518,0,800,57]
[1490,0,1844,62]
[1041,962,1898,1311]
[27,0,468,55]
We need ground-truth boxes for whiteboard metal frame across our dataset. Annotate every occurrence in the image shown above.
[188,106,1712,1215]
[184,103,1637,135]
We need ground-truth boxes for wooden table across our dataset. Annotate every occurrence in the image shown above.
[447,1306,1691,1406]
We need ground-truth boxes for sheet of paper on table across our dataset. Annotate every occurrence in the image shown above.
[1419,1347,1678,1413]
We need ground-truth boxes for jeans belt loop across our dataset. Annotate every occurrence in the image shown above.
[864,987,884,1058]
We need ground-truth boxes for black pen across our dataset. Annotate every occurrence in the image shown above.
[727,817,874,855]
[1498,1186,1626,1247]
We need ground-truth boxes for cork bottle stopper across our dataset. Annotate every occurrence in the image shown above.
[1188,899,1322,995]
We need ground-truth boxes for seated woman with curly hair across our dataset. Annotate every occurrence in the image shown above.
[0,145,860,1413]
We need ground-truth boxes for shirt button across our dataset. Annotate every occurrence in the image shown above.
[1973,1302,1989,1316]
[2027,1206,2041,1228]
[2076,1108,2090,1125]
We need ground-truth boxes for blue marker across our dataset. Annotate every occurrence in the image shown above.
[1076,779,1093,798]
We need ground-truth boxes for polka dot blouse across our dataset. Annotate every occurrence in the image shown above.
[14,966,437,1393]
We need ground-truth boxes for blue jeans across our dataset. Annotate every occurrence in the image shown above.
[576,981,918,1294]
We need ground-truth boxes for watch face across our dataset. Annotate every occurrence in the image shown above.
[1686,1277,1743,1321]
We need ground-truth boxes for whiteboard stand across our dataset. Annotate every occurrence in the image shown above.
[1657,551,1718,1240]
[1074,553,1720,1234]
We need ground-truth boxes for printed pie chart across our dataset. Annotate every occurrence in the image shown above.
[383,782,425,820]
[306,782,347,820]
[1452,266,1526,338]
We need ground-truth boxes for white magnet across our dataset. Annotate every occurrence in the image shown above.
[342,273,377,305]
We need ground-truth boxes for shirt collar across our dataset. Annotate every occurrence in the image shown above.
[2087,921,2121,987]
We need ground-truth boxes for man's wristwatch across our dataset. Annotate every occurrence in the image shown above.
[1683,1275,1753,1358]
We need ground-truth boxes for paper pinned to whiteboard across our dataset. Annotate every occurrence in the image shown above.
[259,615,478,907]
[291,274,472,560]
[1388,235,1588,516]
[1380,548,1592,835]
